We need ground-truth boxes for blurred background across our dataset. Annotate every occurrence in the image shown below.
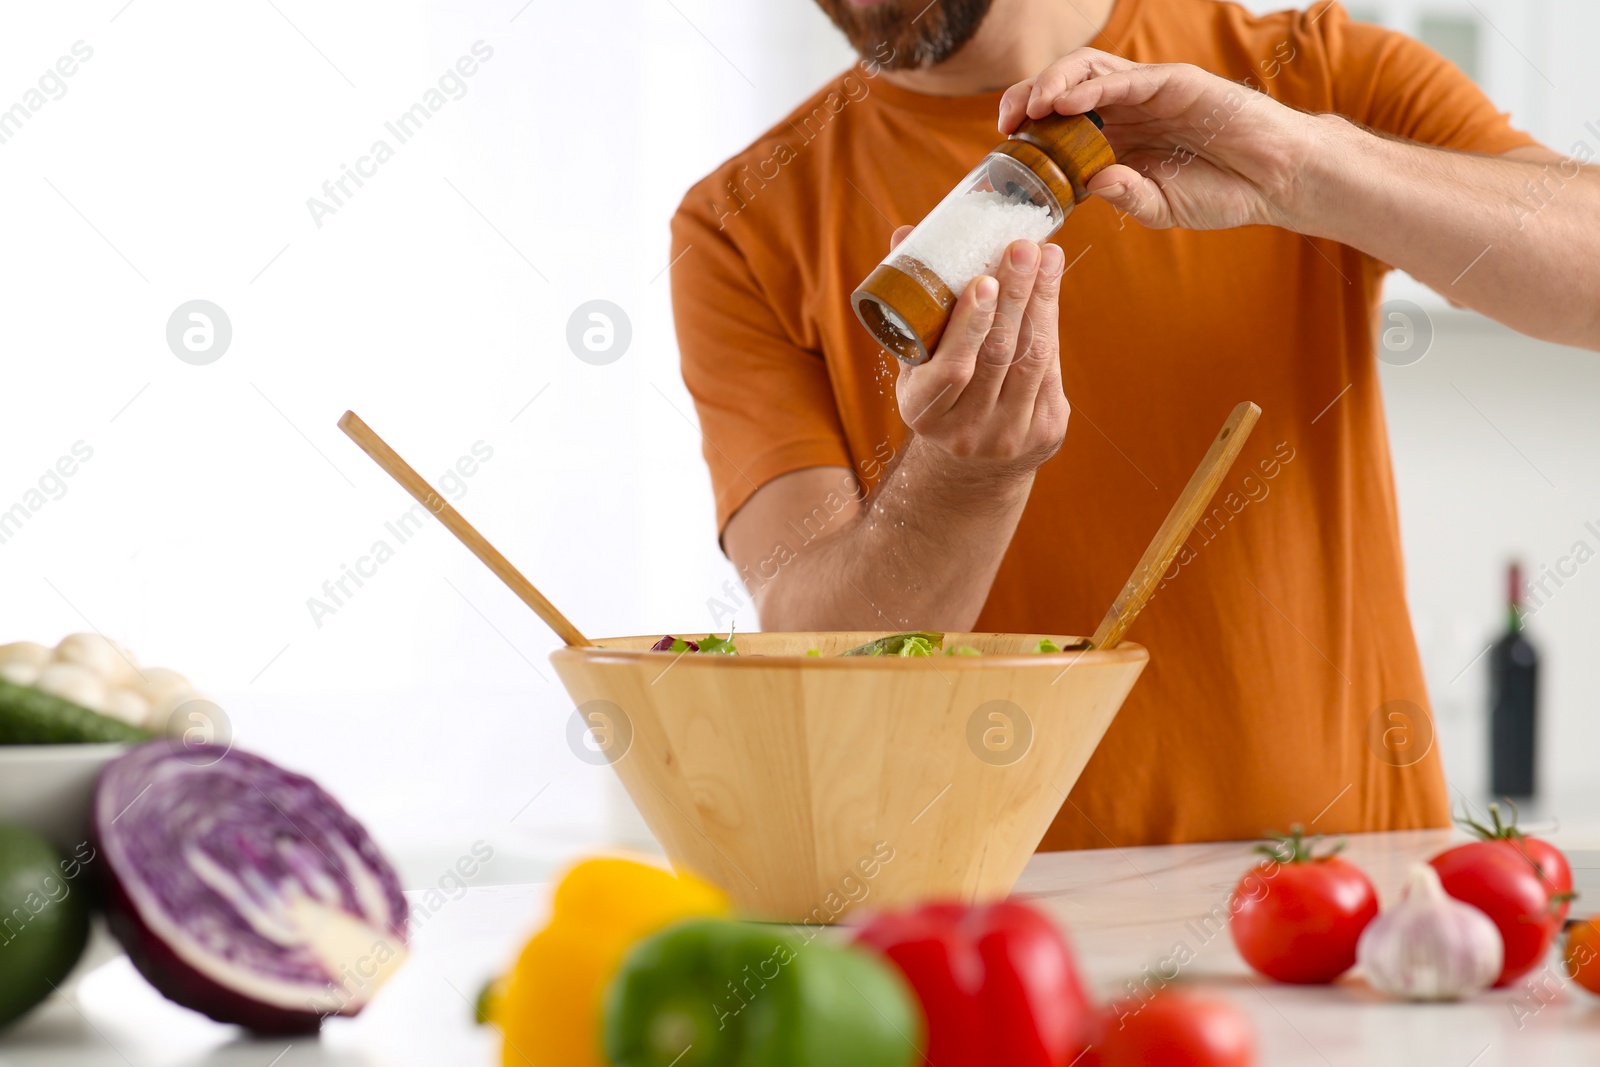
[1,0,1596,890]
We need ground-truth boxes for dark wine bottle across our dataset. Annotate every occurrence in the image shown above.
[1488,562,1539,798]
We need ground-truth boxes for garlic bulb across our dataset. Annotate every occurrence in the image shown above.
[1358,862,1502,1000]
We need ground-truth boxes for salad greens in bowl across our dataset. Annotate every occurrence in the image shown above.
[645,629,1088,658]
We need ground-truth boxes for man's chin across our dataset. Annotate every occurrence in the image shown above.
[815,0,995,72]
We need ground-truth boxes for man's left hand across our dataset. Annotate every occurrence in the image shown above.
[999,48,1320,231]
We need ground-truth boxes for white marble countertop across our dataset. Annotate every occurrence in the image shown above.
[1015,828,1600,1067]
[3,829,1598,1066]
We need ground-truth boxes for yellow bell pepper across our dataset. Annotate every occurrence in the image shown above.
[490,855,729,1067]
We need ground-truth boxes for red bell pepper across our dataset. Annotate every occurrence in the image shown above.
[853,900,1094,1067]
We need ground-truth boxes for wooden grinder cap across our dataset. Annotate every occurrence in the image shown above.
[998,110,1118,206]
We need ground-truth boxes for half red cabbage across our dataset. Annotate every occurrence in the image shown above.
[93,741,409,1033]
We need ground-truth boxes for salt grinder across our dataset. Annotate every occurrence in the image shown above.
[851,112,1116,365]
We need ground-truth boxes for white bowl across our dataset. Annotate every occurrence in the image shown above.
[0,743,129,855]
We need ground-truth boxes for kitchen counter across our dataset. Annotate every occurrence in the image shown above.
[1014,828,1600,1066]
[3,829,1597,1066]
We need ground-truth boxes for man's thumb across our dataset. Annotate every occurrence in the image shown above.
[1088,164,1163,228]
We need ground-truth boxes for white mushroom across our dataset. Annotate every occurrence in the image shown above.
[102,689,152,728]
[156,695,227,741]
[132,666,193,708]
[54,633,137,685]
[35,662,110,713]
[0,660,41,686]
[150,685,206,730]
[0,641,53,670]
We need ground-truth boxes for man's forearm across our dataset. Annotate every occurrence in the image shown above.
[1298,115,1600,349]
[755,438,1033,632]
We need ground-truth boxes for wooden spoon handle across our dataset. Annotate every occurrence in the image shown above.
[1090,401,1262,649]
[337,411,593,648]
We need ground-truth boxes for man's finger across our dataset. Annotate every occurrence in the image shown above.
[1030,370,1070,456]
[1023,48,1136,121]
[1087,165,1173,229]
[1049,68,1170,119]
[997,243,1064,419]
[959,240,1041,412]
[888,224,914,252]
[997,80,1036,133]
[908,274,998,424]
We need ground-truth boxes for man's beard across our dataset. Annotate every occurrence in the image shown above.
[814,0,996,71]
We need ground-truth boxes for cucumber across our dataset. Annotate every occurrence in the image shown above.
[0,678,151,744]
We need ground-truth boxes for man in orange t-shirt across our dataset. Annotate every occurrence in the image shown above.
[669,0,1600,849]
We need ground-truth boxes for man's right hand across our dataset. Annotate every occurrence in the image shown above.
[722,233,1069,632]
[895,232,1070,480]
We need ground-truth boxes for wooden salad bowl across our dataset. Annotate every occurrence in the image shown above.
[335,407,1255,922]
[550,631,1147,923]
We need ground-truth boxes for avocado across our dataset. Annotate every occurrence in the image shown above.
[0,823,90,1030]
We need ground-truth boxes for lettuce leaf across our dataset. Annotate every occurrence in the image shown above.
[696,630,739,655]
[840,631,945,657]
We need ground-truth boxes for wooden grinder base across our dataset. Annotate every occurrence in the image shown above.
[853,260,954,365]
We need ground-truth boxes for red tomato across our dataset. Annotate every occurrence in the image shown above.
[1081,991,1256,1067]
[1566,918,1600,996]
[1457,803,1573,923]
[1229,829,1379,984]
[1518,836,1574,923]
[1430,842,1558,986]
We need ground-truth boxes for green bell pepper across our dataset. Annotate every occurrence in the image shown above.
[603,918,922,1067]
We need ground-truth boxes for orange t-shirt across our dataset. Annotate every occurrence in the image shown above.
[668,0,1536,849]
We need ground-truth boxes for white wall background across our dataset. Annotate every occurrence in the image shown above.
[0,0,1594,887]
